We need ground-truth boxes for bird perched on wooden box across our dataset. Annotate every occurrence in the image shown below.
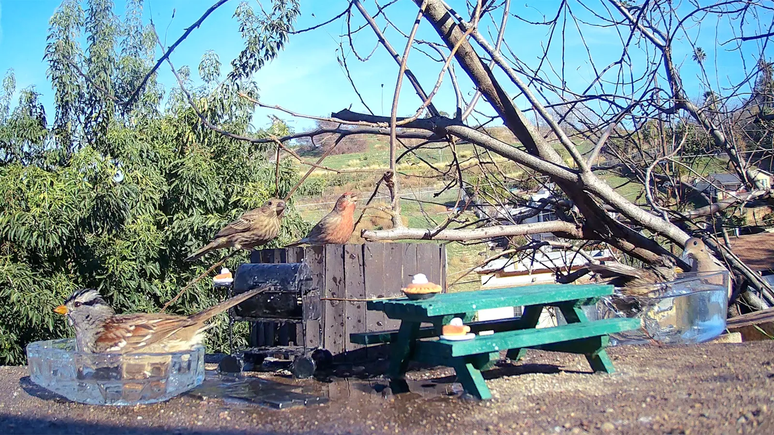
[287,192,357,246]
[185,198,286,262]
[54,287,264,353]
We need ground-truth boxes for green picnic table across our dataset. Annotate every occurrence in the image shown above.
[350,284,639,400]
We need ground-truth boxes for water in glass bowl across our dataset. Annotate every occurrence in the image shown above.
[596,271,729,345]
[26,338,205,405]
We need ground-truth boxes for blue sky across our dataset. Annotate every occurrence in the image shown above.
[0,0,771,133]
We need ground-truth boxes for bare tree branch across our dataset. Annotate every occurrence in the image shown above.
[362,220,587,241]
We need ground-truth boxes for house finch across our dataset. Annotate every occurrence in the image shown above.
[185,198,286,261]
[288,192,357,246]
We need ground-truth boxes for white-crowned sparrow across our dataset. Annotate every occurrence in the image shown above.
[185,198,286,261]
[54,288,264,353]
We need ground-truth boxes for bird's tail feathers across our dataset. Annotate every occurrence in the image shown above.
[185,241,218,262]
[190,287,266,323]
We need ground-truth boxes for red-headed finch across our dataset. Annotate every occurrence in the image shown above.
[185,198,286,261]
[288,192,357,246]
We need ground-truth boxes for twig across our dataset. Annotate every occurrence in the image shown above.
[161,251,238,312]
[352,0,440,117]
[126,0,232,109]
[449,248,516,287]
[386,3,427,229]
[274,141,281,197]
[283,134,348,201]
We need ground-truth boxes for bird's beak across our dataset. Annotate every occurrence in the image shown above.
[350,193,358,202]
[54,305,68,315]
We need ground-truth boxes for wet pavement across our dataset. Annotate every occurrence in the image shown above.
[1,341,774,434]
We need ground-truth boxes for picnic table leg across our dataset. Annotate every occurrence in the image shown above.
[556,301,616,373]
[453,360,492,400]
[506,304,544,362]
[388,321,420,394]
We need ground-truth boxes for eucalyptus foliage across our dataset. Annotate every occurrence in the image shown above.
[0,0,304,365]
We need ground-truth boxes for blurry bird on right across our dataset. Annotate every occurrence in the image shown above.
[683,237,725,274]
[682,236,731,298]
[287,192,358,246]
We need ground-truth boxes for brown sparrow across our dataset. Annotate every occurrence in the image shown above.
[185,198,286,261]
[54,288,263,353]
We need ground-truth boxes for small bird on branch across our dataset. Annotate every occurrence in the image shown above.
[185,198,286,262]
[287,192,357,246]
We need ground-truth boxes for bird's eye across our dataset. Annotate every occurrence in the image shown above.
[74,302,82,308]
[268,201,273,205]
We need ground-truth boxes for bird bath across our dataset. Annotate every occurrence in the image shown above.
[596,271,729,345]
[26,338,205,405]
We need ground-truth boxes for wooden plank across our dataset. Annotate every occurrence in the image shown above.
[381,244,405,331]
[415,244,442,287]
[302,246,325,349]
[439,245,447,292]
[453,361,492,400]
[286,247,305,347]
[363,244,399,335]
[402,243,418,287]
[324,245,346,356]
[415,317,639,358]
[556,301,617,373]
[344,245,366,353]
[350,317,522,345]
[383,243,405,296]
[369,284,614,319]
[388,321,421,379]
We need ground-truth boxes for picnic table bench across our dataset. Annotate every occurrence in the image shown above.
[350,284,639,400]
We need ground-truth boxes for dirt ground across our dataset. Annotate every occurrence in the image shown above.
[1,341,773,435]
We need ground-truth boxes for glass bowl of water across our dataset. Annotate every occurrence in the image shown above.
[596,271,729,345]
[26,338,205,405]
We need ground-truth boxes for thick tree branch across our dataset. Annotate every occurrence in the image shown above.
[362,220,587,241]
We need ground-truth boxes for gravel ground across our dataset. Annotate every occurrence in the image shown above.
[1,341,773,435]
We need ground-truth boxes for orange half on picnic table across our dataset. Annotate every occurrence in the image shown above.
[402,273,442,300]
[442,317,470,336]
[441,317,475,341]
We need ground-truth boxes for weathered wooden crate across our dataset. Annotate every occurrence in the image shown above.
[248,243,446,359]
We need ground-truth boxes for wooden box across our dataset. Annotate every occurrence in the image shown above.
[248,243,446,359]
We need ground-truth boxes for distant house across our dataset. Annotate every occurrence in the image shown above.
[475,247,614,288]
[748,167,773,191]
[693,173,743,200]
[692,169,772,201]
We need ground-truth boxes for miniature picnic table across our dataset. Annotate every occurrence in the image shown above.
[351,284,639,400]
